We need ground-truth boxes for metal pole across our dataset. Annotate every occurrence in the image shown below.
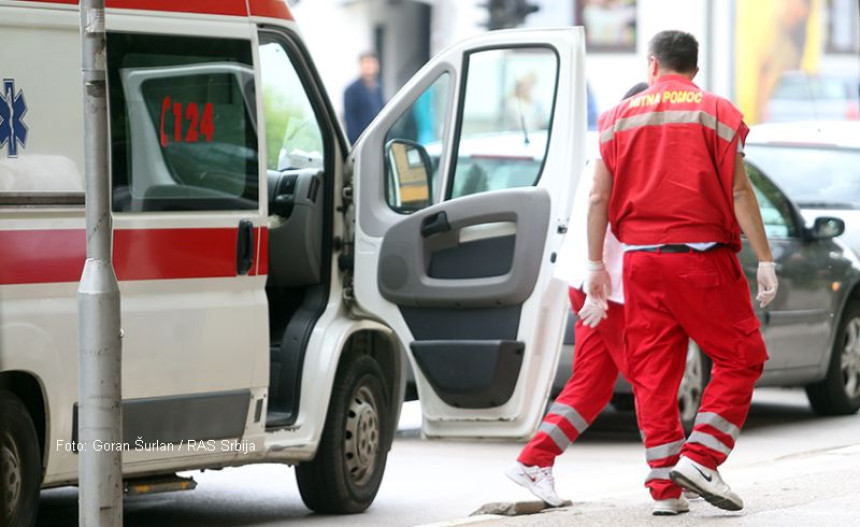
[78,0,123,525]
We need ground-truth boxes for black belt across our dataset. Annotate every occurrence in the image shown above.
[635,244,723,254]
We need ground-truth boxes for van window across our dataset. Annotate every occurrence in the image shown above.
[384,73,451,212]
[107,33,258,212]
[449,48,558,199]
[259,42,324,171]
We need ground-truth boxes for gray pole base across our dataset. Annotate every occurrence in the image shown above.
[78,258,123,526]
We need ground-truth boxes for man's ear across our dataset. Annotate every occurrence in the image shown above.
[647,56,659,83]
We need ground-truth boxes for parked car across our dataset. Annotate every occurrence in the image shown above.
[746,121,860,252]
[762,71,860,123]
[554,157,860,430]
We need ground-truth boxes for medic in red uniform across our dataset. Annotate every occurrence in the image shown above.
[506,83,650,510]
[586,30,778,515]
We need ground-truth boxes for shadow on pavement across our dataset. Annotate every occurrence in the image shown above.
[36,485,320,527]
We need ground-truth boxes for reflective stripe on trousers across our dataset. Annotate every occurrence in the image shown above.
[684,411,743,459]
[537,402,589,452]
[643,438,684,485]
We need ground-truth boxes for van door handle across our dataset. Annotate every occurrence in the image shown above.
[421,211,450,238]
[236,220,254,276]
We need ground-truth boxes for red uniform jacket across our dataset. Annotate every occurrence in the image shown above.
[598,75,748,252]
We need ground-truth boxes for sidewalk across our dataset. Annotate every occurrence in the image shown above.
[419,443,860,527]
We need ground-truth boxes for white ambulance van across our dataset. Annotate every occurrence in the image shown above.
[0,0,587,524]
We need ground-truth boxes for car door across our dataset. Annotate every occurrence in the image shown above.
[743,164,834,370]
[353,29,586,438]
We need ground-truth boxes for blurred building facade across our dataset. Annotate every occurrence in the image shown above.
[288,0,859,130]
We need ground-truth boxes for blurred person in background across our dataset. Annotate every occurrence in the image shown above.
[503,72,550,132]
[587,83,599,130]
[505,82,649,511]
[344,51,385,143]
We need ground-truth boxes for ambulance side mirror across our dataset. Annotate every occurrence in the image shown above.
[384,139,433,213]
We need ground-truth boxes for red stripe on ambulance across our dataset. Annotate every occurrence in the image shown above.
[18,0,294,19]
[0,228,267,285]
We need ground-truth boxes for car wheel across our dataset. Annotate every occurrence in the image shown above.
[296,355,391,514]
[806,301,860,415]
[1,391,41,527]
[679,341,710,434]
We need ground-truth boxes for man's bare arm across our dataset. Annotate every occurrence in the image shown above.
[732,153,773,262]
[587,160,613,262]
[584,160,614,301]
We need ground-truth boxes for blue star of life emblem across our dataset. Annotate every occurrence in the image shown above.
[0,79,29,158]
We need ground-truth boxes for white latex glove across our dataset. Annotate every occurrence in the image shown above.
[756,261,778,308]
[584,260,611,302]
[578,294,609,328]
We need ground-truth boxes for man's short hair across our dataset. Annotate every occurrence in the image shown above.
[648,30,698,73]
[359,51,378,62]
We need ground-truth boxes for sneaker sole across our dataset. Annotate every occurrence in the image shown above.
[504,468,565,508]
[669,470,743,512]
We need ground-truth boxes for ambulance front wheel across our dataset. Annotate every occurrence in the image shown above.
[806,301,860,415]
[296,354,391,514]
[0,390,41,527]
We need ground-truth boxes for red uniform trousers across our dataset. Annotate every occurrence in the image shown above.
[518,287,627,467]
[623,247,767,501]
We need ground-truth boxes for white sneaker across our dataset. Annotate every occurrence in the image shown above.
[684,489,702,500]
[670,457,744,511]
[652,495,689,516]
[505,462,565,507]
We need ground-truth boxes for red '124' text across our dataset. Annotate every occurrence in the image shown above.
[159,97,215,147]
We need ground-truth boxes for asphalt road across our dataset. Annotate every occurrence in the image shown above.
[35,388,860,527]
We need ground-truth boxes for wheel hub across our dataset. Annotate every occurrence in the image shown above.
[678,342,704,422]
[1,433,22,518]
[344,385,380,487]
[841,318,860,399]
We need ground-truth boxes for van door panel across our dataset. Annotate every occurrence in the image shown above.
[353,29,587,438]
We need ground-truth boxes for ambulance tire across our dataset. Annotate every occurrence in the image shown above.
[0,390,41,527]
[806,301,860,416]
[296,355,391,514]
[679,341,710,435]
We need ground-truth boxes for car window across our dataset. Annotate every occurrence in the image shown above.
[745,144,860,209]
[449,47,558,199]
[259,41,324,171]
[771,75,853,101]
[746,162,797,239]
[107,33,258,212]
[384,73,451,213]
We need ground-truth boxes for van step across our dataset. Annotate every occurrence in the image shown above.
[124,474,197,496]
[265,410,294,430]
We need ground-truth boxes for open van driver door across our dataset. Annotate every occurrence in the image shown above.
[352,28,588,439]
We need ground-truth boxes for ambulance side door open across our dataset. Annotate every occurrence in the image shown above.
[353,29,587,438]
